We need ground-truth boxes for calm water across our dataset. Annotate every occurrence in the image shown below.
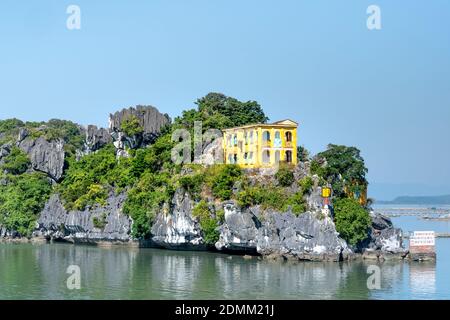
[0,205,449,300]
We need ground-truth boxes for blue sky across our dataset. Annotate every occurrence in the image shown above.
[0,0,449,200]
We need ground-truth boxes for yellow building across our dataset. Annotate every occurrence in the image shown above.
[222,119,298,168]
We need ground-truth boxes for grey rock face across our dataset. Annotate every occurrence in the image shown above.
[109,105,171,154]
[363,211,408,259]
[151,189,205,249]
[193,137,224,166]
[85,125,112,152]
[215,202,258,252]
[18,137,65,181]
[35,193,132,242]
[216,202,352,261]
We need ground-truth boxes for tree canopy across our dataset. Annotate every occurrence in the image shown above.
[311,144,368,198]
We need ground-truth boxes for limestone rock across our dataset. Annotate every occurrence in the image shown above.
[18,137,65,181]
[85,125,112,152]
[193,137,224,166]
[35,193,132,242]
[215,201,352,261]
[215,202,259,252]
[109,105,171,153]
[151,189,205,249]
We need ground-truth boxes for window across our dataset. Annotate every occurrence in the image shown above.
[228,154,233,164]
[249,131,254,144]
[233,135,238,146]
[274,131,282,147]
[233,154,238,163]
[244,152,248,164]
[285,131,292,142]
[285,150,292,163]
[263,150,270,164]
[263,130,271,142]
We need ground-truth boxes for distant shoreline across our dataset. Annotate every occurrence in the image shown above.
[375,194,450,205]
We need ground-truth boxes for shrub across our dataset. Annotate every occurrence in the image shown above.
[1,147,30,175]
[123,171,174,239]
[299,176,314,194]
[192,200,220,245]
[179,173,205,201]
[275,165,295,187]
[120,115,143,137]
[93,213,107,229]
[206,165,242,200]
[286,191,307,215]
[333,198,371,246]
[0,172,52,236]
[73,184,108,210]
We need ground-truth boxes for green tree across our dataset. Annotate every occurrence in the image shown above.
[0,147,30,175]
[174,92,269,131]
[333,198,371,246]
[120,115,144,136]
[0,172,52,236]
[313,144,368,198]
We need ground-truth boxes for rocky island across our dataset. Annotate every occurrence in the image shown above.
[0,93,413,262]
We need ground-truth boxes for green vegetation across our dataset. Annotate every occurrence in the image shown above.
[0,172,52,236]
[299,176,313,194]
[192,200,220,245]
[93,213,108,229]
[312,144,368,198]
[275,165,295,187]
[333,198,371,246]
[0,92,372,248]
[120,115,144,137]
[174,92,268,131]
[0,147,30,175]
[58,144,132,210]
[237,185,306,215]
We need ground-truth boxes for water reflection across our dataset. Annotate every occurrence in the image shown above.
[0,243,445,299]
[409,263,436,298]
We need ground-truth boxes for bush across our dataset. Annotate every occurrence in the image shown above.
[207,165,242,200]
[123,171,174,239]
[120,115,143,137]
[93,213,107,229]
[179,173,205,201]
[299,176,313,194]
[286,191,307,215]
[275,165,294,187]
[333,198,371,246]
[0,147,30,175]
[0,172,52,236]
[192,200,220,245]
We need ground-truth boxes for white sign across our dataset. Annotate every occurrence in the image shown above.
[410,231,435,247]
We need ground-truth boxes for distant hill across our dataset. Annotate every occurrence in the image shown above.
[377,194,450,205]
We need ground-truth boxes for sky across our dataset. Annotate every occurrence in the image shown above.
[0,0,449,200]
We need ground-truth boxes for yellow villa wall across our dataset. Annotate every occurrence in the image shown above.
[222,122,298,168]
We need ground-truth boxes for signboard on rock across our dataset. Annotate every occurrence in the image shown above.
[409,231,435,254]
